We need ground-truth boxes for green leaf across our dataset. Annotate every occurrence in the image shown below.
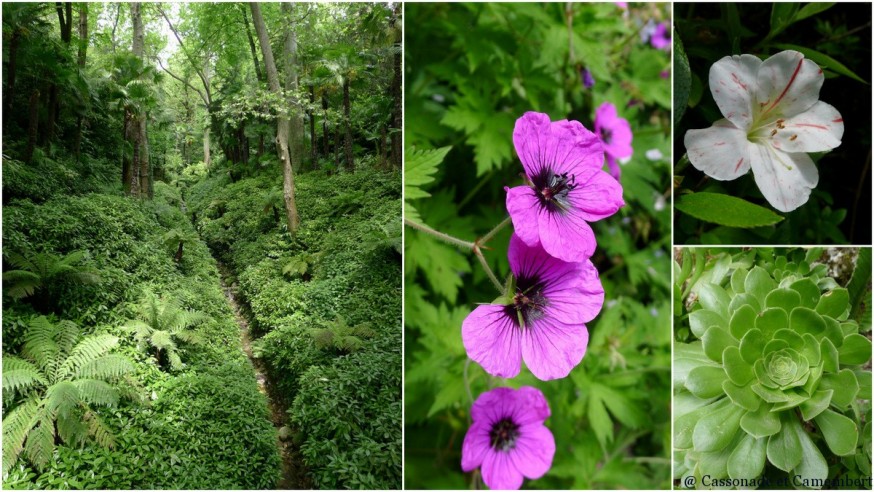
[722,380,761,412]
[756,308,789,339]
[690,309,728,339]
[693,399,743,452]
[773,43,868,85]
[766,288,802,312]
[745,267,777,304]
[799,389,833,421]
[794,2,835,22]
[675,398,725,450]
[815,288,849,319]
[723,346,755,386]
[702,327,738,363]
[791,416,829,487]
[687,366,728,399]
[729,304,757,340]
[819,337,839,373]
[675,193,784,228]
[404,146,450,200]
[739,329,766,365]
[673,28,691,126]
[741,404,782,438]
[698,284,731,319]
[768,3,801,39]
[814,409,858,456]
[819,369,859,408]
[727,433,766,480]
[790,279,821,309]
[847,248,872,325]
[766,416,803,472]
[789,307,825,336]
[838,334,872,365]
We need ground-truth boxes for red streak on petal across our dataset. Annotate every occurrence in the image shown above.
[734,158,744,172]
[731,73,747,90]
[818,68,823,74]
[832,118,843,123]
[794,123,828,130]
[714,142,726,146]
[765,58,804,114]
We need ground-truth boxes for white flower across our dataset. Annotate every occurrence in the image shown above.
[684,50,843,212]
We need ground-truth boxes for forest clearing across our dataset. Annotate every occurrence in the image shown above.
[2,2,401,489]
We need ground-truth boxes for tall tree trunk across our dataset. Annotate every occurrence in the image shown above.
[241,6,264,83]
[202,61,211,168]
[4,30,21,130]
[44,3,73,147]
[335,126,341,167]
[74,3,88,161]
[126,2,147,198]
[321,95,329,161]
[282,3,304,174]
[122,113,132,193]
[250,2,299,234]
[24,90,40,163]
[343,79,353,171]
[309,84,316,169]
[203,127,211,167]
[389,4,402,169]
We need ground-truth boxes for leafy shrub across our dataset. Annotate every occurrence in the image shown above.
[674,248,872,485]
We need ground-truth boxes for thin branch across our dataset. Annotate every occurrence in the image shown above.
[155,4,211,104]
[156,58,208,108]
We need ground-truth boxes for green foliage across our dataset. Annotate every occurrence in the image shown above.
[3,249,101,313]
[674,248,872,486]
[311,316,376,353]
[675,192,784,228]
[121,290,211,371]
[282,251,323,280]
[2,317,135,475]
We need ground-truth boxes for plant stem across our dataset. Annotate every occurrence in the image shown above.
[463,357,474,408]
[675,153,690,175]
[480,216,511,245]
[475,248,504,293]
[404,218,475,250]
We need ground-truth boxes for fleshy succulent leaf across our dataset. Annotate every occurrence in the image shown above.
[745,266,777,304]
[722,380,761,412]
[729,304,757,340]
[727,432,767,480]
[791,417,829,485]
[723,346,755,385]
[789,278,821,309]
[702,326,738,363]
[766,288,802,312]
[837,333,872,365]
[698,283,731,320]
[814,409,858,456]
[687,366,729,399]
[741,404,782,438]
[819,338,839,373]
[799,389,833,421]
[819,369,859,408]
[766,415,803,472]
[739,329,766,364]
[815,288,849,319]
[757,308,789,339]
[693,399,744,452]
[690,309,728,339]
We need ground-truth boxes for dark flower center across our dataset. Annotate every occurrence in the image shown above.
[489,418,520,452]
[600,127,613,144]
[504,274,548,329]
[530,167,576,213]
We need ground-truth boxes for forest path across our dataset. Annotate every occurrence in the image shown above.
[216,261,311,489]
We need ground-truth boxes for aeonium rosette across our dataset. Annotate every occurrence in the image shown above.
[675,261,872,484]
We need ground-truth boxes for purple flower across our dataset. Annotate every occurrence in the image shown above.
[505,112,624,262]
[594,102,634,180]
[650,22,671,50]
[461,386,555,490]
[462,234,604,380]
[581,68,595,89]
[614,2,628,9]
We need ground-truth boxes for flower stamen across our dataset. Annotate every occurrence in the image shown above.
[489,418,521,452]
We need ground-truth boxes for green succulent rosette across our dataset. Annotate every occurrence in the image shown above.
[674,254,872,487]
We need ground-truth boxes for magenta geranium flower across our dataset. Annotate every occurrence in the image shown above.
[594,102,634,180]
[462,234,604,380]
[461,386,555,490]
[505,112,623,262]
[650,22,671,50]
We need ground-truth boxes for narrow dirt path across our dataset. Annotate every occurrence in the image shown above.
[217,262,311,489]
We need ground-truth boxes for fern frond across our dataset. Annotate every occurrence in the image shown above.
[74,354,135,380]
[167,351,183,371]
[56,408,87,447]
[2,397,40,476]
[43,381,80,421]
[121,319,153,343]
[150,330,176,352]
[173,330,203,345]
[73,379,119,407]
[5,250,37,272]
[22,316,62,376]
[22,411,55,471]
[55,319,81,355]
[2,270,41,299]
[82,410,116,449]
[55,334,119,380]
[2,356,48,394]
[69,270,101,285]
[174,310,210,331]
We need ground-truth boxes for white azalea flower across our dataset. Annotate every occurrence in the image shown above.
[684,50,843,212]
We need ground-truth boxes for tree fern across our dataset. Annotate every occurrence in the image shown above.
[1,317,134,475]
[310,316,376,353]
[121,290,210,371]
[3,249,101,312]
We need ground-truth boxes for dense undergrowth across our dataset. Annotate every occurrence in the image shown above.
[2,154,280,488]
[186,165,402,489]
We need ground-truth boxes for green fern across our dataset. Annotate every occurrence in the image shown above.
[310,316,375,354]
[121,290,211,371]
[1,317,135,475]
[161,228,200,263]
[282,252,323,280]
[3,249,101,312]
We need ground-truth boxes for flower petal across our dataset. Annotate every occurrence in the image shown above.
[470,387,515,424]
[462,305,522,379]
[684,119,752,181]
[594,103,634,161]
[461,423,492,472]
[767,101,844,153]
[567,167,625,222]
[482,450,524,490]
[508,386,551,425]
[749,143,818,213]
[605,155,621,179]
[543,259,604,324]
[510,423,555,480]
[513,112,603,179]
[537,205,597,262]
[521,317,589,380]
[505,186,542,248]
[756,50,823,120]
[709,54,762,131]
